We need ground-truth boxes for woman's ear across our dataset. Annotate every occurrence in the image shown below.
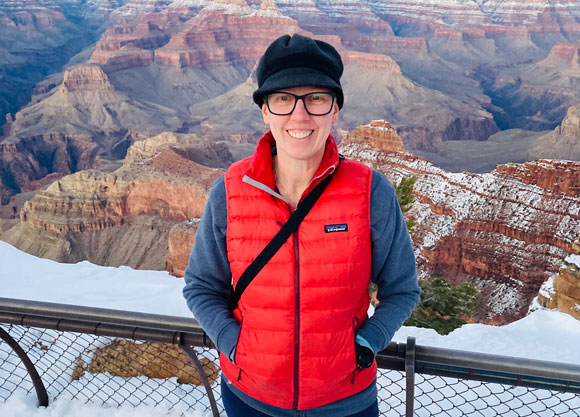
[262,103,270,125]
[331,102,339,123]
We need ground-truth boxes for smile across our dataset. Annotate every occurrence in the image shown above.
[287,130,314,139]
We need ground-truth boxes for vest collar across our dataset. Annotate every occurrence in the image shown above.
[243,131,340,199]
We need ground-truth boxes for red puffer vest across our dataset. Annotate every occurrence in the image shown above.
[220,132,377,410]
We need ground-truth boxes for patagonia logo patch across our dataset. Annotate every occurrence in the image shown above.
[325,224,348,233]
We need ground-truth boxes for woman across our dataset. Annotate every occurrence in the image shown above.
[183,33,420,417]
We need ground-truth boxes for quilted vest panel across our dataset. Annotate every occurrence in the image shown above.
[221,156,376,410]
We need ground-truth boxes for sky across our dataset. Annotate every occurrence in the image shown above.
[1,241,580,416]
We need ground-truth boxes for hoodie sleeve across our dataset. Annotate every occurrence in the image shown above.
[182,175,239,358]
[356,170,421,355]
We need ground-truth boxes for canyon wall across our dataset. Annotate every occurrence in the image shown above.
[3,133,223,270]
[340,121,580,323]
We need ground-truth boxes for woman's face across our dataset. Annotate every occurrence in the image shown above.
[262,86,339,167]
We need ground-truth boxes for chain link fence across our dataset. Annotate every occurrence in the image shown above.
[1,301,580,416]
[0,324,221,413]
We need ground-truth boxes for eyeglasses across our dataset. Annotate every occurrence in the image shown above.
[265,92,336,116]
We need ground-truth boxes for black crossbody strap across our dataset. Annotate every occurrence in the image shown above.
[227,162,340,312]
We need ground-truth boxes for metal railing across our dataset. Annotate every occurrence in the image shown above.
[1,297,580,416]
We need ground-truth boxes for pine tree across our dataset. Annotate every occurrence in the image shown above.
[394,175,417,234]
[404,277,480,335]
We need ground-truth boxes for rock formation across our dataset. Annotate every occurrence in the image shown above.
[339,51,498,151]
[3,133,224,270]
[0,0,116,134]
[366,0,580,34]
[7,64,182,140]
[340,122,580,323]
[166,219,199,277]
[541,41,580,66]
[0,133,98,204]
[343,120,405,153]
[535,235,580,320]
[90,18,170,71]
[79,339,219,385]
[530,105,580,161]
[0,64,187,204]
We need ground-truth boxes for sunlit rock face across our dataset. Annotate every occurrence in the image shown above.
[3,133,224,270]
[530,105,580,161]
[536,236,580,321]
[341,122,580,324]
[343,120,405,153]
[166,219,199,278]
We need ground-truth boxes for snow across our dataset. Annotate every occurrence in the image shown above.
[538,274,556,300]
[394,309,580,365]
[2,240,580,416]
[565,254,580,269]
[0,393,204,417]
[0,241,191,317]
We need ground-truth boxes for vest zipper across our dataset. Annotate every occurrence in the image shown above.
[292,228,300,410]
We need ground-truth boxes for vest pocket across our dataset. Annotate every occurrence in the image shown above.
[351,316,359,384]
[233,316,245,368]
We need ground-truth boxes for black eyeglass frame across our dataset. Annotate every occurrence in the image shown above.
[265,91,337,116]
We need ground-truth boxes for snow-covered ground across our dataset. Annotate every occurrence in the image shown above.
[1,241,580,416]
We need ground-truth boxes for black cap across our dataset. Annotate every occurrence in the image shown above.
[253,34,344,109]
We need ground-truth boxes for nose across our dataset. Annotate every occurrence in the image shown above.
[290,97,310,120]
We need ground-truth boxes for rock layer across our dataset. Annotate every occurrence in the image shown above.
[3,133,223,269]
[341,123,580,323]
[0,133,98,204]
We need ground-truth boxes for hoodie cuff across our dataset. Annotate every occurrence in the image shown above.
[356,321,391,355]
[216,321,240,357]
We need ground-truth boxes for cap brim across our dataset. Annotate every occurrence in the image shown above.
[253,67,343,108]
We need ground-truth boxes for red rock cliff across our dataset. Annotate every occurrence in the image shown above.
[344,120,405,153]
[341,122,580,323]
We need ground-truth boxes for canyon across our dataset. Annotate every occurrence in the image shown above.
[4,120,579,324]
[3,1,580,207]
[2,1,580,323]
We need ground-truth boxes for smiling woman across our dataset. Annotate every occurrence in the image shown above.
[262,85,339,206]
[183,33,421,417]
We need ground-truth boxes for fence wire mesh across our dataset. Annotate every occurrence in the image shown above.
[1,323,580,416]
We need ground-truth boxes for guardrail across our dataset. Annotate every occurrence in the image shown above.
[1,297,579,416]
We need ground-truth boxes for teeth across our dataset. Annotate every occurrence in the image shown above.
[287,130,313,139]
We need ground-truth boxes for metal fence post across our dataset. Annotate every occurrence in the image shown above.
[179,341,220,417]
[405,336,416,417]
[0,326,49,407]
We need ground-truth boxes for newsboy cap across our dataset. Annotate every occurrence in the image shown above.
[253,34,344,109]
